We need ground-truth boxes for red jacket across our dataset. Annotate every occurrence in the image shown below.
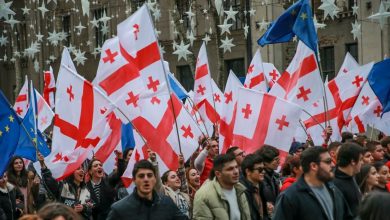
[280,177,297,192]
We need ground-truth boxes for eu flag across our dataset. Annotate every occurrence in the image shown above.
[258,0,318,53]
[0,91,21,176]
[368,59,390,116]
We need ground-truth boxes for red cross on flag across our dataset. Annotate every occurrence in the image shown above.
[211,79,224,115]
[263,63,281,89]
[303,62,374,144]
[346,81,390,134]
[35,90,54,132]
[43,66,56,109]
[244,49,268,92]
[184,91,208,134]
[192,43,220,135]
[43,48,119,180]
[130,86,203,178]
[336,52,360,77]
[232,87,303,154]
[13,77,29,118]
[93,36,145,120]
[219,70,243,154]
[269,41,323,110]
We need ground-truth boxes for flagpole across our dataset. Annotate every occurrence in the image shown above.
[145,5,184,155]
[0,91,40,154]
[186,97,210,137]
[300,107,328,136]
[298,119,309,138]
[315,47,330,128]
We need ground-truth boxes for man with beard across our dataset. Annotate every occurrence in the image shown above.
[273,147,350,220]
[107,160,187,220]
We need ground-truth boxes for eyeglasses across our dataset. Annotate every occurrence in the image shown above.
[253,167,265,173]
[321,158,332,165]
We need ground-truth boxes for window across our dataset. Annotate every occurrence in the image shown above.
[62,15,71,46]
[177,65,194,91]
[94,8,108,47]
[224,0,243,31]
[225,58,245,84]
[176,0,191,33]
[320,46,335,80]
[346,43,358,61]
[131,0,146,12]
[348,0,355,11]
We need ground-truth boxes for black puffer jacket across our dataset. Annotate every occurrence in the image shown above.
[0,183,24,220]
[107,188,188,220]
[273,177,352,220]
[260,168,280,204]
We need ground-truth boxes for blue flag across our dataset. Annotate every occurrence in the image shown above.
[14,83,50,162]
[168,73,188,100]
[258,0,317,53]
[121,123,135,151]
[0,91,21,176]
[368,59,390,115]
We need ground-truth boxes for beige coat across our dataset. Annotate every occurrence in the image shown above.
[193,178,251,220]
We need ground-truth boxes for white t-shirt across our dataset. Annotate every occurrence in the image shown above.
[221,187,241,220]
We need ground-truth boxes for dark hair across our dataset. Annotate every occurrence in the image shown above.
[362,147,370,154]
[226,146,240,155]
[123,148,134,161]
[161,170,173,184]
[341,131,353,143]
[281,155,301,177]
[213,154,236,172]
[241,154,263,177]
[64,166,86,188]
[256,145,279,163]
[359,192,390,220]
[337,143,364,167]
[355,164,374,194]
[132,159,156,179]
[381,136,390,148]
[301,147,328,173]
[366,141,381,153]
[7,156,28,188]
[328,141,342,152]
[87,158,102,172]
[38,202,81,220]
[373,161,386,172]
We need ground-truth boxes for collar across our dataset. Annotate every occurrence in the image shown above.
[0,182,14,193]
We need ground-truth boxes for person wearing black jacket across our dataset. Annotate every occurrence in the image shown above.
[240,154,267,220]
[0,173,24,220]
[86,150,126,220]
[256,145,281,205]
[333,143,363,220]
[273,147,351,220]
[107,159,187,220]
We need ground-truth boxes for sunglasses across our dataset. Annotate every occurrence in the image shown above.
[321,158,332,165]
[253,167,265,173]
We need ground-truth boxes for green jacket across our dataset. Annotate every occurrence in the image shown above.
[193,178,251,220]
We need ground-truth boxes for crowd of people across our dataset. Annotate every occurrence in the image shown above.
[1,129,390,220]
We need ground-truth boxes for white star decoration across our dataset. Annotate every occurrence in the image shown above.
[34,59,39,73]
[319,0,339,20]
[24,41,40,59]
[0,35,8,46]
[99,11,111,24]
[153,8,161,21]
[352,4,359,15]
[248,8,256,16]
[38,1,49,18]
[257,18,270,32]
[368,1,390,30]
[220,36,235,53]
[47,30,61,46]
[173,40,192,61]
[21,5,30,15]
[313,15,326,31]
[0,0,15,19]
[90,16,99,28]
[36,32,44,42]
[202,34,211,45]
[73,49,87,66]
[75,22,86,35]
[214,0,223,16]
[218,20,233,35]
[243,24,249,38]
[101,23,109,36]
[185,6,195,19]
[81,0,89,17]
[351,20,361,40]
[187,31,196,46]
[224,6,238,22]
[5,15,19,30]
